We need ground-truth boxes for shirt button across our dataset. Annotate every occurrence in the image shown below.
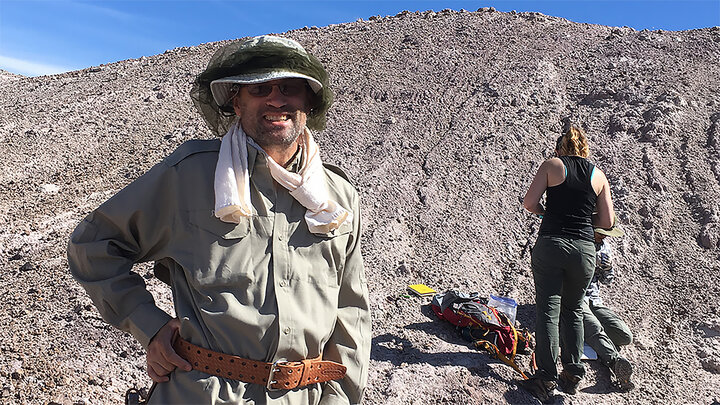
[283,327,291,335]
[279,280,287,287]
[278,235,284,242]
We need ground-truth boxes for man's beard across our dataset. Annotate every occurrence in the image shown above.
[244,111,307,149]
[250,120,304,148]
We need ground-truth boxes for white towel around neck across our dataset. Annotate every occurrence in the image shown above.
[214,122,352,234]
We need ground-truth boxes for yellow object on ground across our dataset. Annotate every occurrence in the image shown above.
[408,284,437,297]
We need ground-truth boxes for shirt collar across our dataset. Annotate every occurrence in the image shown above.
[283,145,303,173]
[246,140,303,175]
[246,143,258,177]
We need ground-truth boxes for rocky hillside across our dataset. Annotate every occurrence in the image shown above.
[0,69,23,84]
[1,8,719,404]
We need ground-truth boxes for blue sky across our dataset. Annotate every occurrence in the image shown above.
[1,0,718,76]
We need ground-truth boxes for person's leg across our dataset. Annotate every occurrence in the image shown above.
[583,301,621,367]
[559,239,595,380]
[591,304,633,349]
[531,236,564,382]
[590,303,635,390]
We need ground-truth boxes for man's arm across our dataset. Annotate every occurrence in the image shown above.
[320,195,371,405]
[67,161,178,348]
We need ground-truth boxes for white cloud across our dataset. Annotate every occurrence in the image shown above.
[68,0,137,21]
[0,55,77,77]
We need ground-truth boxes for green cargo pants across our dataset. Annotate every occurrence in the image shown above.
[531,235,595,382]
[583,301,633,367]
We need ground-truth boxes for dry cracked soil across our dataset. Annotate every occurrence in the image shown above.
[1,7,720,405]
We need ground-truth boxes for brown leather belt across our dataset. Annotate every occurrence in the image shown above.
[173,338,346,391]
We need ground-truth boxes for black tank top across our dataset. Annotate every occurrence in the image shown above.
[538,156,597,242]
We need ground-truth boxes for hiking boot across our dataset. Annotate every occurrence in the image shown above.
[518,377,558,403]
[558,370,581,395]
[611,357,634,391]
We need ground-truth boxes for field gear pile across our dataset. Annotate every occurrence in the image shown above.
[431,290,533,378]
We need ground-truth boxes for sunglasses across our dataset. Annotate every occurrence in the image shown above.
[245,82,309,98]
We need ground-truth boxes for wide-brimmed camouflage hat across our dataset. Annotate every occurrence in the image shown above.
[191,35,333,136]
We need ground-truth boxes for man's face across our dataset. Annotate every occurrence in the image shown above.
[232,78,311,149]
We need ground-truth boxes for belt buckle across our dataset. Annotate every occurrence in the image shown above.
[266,360,288,391]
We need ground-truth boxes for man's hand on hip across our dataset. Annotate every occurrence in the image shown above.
[146,318,192,382]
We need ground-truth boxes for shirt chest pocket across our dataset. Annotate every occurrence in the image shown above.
[291,220,354,287]
[186,209,255,287]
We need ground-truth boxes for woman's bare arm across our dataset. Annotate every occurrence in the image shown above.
[523,160,550,215]
[592,169,615,229]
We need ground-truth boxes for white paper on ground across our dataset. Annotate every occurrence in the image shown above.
[581,343,598,360]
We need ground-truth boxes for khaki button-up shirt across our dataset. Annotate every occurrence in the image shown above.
[68,140,371,404]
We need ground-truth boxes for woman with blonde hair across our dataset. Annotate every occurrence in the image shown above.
[519,125,614,401]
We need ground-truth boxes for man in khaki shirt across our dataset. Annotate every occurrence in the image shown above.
[68,35,371,404]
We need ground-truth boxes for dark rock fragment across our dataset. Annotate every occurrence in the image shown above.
[19,262,34,271]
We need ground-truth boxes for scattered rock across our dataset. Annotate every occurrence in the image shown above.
[699,223,720,249]
[19,262,34,272]
[702,357,720,374]
[39,184,60,193]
